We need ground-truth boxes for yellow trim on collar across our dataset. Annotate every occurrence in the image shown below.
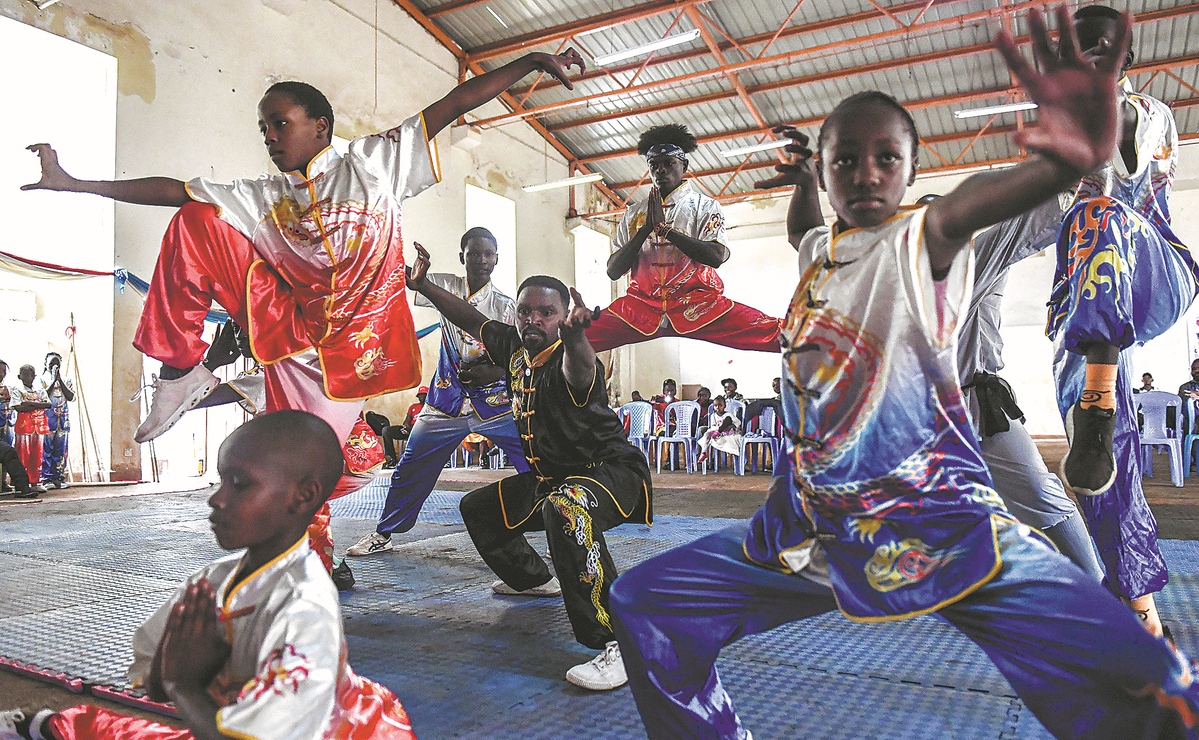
[221,534,308,613]
[527,340,562,368]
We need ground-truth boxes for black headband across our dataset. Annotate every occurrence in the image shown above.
[645,143,687,164]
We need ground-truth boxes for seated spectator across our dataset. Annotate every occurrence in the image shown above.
[364,410,405,469]
[1179,359,1199,435]
[695,387,713,419]
[772,376,781,399]
[403,386,428,431]
[697,396,742,465]
[462,433,493,468]
[720,377,744,402]
[0,438,40,498]
[630,390,644,402]
[1135,372,1155,393]
[650,379,678,435]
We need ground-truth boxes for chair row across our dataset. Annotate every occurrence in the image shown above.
[616,400,781,475]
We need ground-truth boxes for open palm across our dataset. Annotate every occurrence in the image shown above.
[996,6,1130,174]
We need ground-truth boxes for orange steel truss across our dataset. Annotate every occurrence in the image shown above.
[395,0,1199,217]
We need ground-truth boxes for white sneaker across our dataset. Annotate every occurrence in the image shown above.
[0,708,25,740]
[566,641,627,691]
[133,366,219,443]
[491,576,561,596]
[346,531,393,557]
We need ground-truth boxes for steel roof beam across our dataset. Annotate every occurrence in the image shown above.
[471,3,1198,130]
[576,87,1020,164]
[585,128,1199,218]
[484,0,963,68]
[575,50,1199,163]
[467,0,710,63]
[685,5,784,173]
[426,0,491,19]
[389,0,623,207]
[605,95,1199,192]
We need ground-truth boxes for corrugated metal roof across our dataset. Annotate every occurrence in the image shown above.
[406,0,1199,207]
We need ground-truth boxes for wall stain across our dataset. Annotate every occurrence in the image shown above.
[0,2,155,103]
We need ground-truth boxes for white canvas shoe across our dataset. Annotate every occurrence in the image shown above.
[134,366,219,443]
[566,641,627,691]
[346,532,393,557]
[491,576,561,596]
[0,709,25,740]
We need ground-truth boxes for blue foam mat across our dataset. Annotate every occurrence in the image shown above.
[0,478,1196,738]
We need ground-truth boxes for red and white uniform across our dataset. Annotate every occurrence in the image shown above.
[48,536,415,740]
[134,112,439,446]
[10,384,50,485]
[132,113,439,566]
[585,181,780,352]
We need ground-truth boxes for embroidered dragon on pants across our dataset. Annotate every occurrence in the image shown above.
[549,483,610,630]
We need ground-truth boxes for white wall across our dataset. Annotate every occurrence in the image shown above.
[0,15,116,479]
[0,0,578,477]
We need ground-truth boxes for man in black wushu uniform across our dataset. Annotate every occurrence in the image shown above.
[404,243,653,692]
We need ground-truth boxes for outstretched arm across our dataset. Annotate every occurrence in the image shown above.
[924,7,1129,273]
[560,288,600,397]
[422,50,585,137]
[406,242,489,339]
[22,144,190,207]
[754,127,823,250]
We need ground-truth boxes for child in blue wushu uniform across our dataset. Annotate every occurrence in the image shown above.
[610,9,1199,740]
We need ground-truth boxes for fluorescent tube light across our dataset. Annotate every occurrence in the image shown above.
[720,139,790,158]
[594,29,702,66]
[953,101,1038,119]
[486,7,510,29]
[522,173,605,193]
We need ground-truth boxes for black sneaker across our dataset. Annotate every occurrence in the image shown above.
[1060,402,1117,496]
[331,559,356,591]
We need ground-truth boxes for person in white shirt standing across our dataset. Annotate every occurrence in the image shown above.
[345,227,530,558]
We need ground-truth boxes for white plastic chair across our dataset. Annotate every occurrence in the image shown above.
[655,400,700,473]
[726,399,746,427]
[1184,397,1199,478]
[738,406,781,475]
[620,401,654,465]
[1136,391,1184,487]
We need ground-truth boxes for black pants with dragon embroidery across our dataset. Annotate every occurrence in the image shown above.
[460,459,651,649]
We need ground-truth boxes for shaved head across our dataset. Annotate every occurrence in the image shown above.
[224,410,344,503]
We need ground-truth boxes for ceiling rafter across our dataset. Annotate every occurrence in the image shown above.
[606,94,1199,193]
[684,5,786,174]
[584,126,1199,219]
[471,2,1197,131]
[575,51,1199,164]
[426,0,490,19]
[389,0,622,208]
[467,0,709,64]
[576,87,1018,165]
[482,0,976,69]
[509,0,966,98]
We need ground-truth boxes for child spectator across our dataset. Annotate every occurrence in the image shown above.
[696,395,742,466]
